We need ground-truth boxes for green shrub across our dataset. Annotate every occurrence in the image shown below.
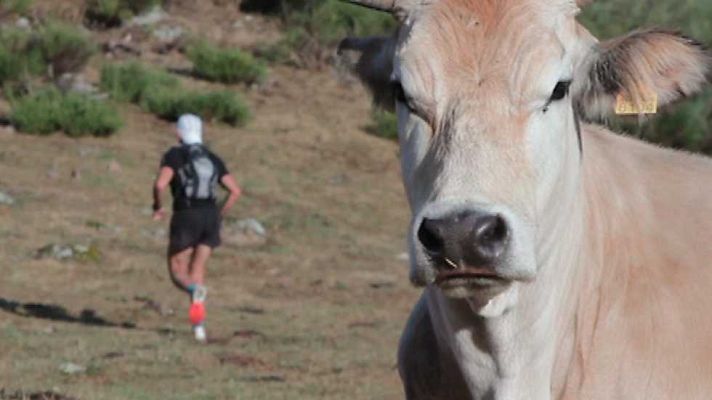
[245,1,394,65]
[0,28,46,83]
[188,41,268,85]
[10,89,121,136]
[37,22,96,76]
[85,0,160,28]
[59,92,123,137]
[9,89,63,134]
[0,0,33,15]
[100,61,251,127]
[253,41,293,64]
[142,87,250,126]
[100,62,178,103]
[367,109,397,141]
[0,23,94,83]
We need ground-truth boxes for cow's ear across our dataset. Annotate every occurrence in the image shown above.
[573,29,710,121]
[338,35,396,110]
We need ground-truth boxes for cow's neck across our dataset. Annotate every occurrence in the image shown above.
[430,122,587,400]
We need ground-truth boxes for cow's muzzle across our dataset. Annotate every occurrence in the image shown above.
[416,209,512,286]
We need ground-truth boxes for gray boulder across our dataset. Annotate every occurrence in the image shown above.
[224,218,268,247]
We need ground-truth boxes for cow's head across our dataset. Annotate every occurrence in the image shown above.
[340,0,708,308]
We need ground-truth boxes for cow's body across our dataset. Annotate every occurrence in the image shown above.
[399,126,712,399]
[339,0,712,398]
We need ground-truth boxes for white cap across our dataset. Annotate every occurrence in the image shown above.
[177,114,203,145]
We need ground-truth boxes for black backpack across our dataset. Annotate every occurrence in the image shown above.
[177,145,218,201]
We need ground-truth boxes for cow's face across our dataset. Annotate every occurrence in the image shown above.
[340,0,708,309]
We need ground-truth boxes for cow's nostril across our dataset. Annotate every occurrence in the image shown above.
[418,218,445,255]
[473,215,510,261]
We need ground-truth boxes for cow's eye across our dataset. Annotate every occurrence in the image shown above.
[549,80,572,102]
[392,81,414,111]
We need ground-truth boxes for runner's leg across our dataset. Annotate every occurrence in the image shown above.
[188,244,212,286]
[187,245,210,342]
[168,246,194,294]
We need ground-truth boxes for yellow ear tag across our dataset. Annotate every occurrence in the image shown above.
[615,92,658,115]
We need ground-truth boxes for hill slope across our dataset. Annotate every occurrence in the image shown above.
[0,2,416,399]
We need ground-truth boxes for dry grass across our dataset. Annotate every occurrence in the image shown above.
[0,64,416,399]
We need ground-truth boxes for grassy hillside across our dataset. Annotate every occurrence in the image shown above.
[0,1,413,399]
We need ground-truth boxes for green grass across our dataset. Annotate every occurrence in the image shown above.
[366,109,398,141]
[188,41,268,85]
[10,89,122,137]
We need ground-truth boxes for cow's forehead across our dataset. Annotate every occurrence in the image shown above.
[395,0,580,101]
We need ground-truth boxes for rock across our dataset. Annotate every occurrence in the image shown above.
[152,25,184,42]
[0,125,16,136]
[35,243,102,263]
[59,362,86,375]
[15,17,30,30]
[238,218,267,236]
[35,244,73,261]
[224,218,268,247]
[56,73,98,95]
[103,40,142,57]
[130,7,167,26]
[0,191,15,206]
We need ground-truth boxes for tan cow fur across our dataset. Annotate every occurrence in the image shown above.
[340,0,712,398]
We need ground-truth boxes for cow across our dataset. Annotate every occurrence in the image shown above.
[339,0,712,399]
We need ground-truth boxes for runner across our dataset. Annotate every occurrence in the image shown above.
[151,114,241,342]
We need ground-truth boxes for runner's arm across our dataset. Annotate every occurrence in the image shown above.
[219,174,241,216]
[152,166,174,218]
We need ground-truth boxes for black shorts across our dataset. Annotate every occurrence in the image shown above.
[169,207,222,255]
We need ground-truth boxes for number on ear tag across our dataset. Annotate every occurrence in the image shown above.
[615,92,658,115]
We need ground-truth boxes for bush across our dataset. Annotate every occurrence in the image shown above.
[0,0,33,15]
[188,41,268,85]
[0,23,94,83]
[85,0,161,28]
[366,109,397,141]
[247,0,395,66]
[142,87,251,126]
[10,89,122,136]
[9,89,62,134]
[0,28,46,83]
[100,61,251,126]
[36,22,96,76]
[59,92,123,137]
[100,62,178,102]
